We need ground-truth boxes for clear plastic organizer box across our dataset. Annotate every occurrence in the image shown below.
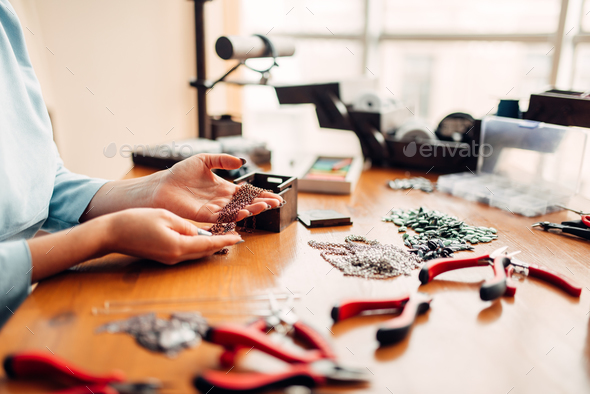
[437,116,588,217]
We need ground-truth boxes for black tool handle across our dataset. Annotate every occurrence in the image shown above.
[375,295,431,346]
[480,257,509,301]
[560,225,590,240]
[561,220,587,229]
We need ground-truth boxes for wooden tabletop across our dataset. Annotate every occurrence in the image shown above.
[1,165,589,394]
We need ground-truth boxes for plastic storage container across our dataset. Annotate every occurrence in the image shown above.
[437,116,588,217]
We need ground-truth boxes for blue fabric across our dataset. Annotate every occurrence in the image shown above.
[0,0,107,328]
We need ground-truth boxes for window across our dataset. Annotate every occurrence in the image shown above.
[574,0,590,89]
[382,0,561,34]
[238,0,590,125]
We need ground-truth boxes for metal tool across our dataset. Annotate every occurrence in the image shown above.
[419,246,521,301]
[3,351,163,394]
[557,204,590,216]
[556,204,590,229]
[194,294,368,393]
[506,258,582,297]
[92,307,275,316]
[102,292,301,309]
[532,221,590,241]
[331,292,432,345]
[420,246,582,299]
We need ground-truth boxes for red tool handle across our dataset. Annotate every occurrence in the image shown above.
[330,294,410,322]
[292,321,336,360]
[582,215,590,227]
[504,266,517,297]
[3,351,125,386]
[528,264,582,297]
[54,384,119,394]
[194,365,320,394]
[479,256,509,301]
[375,294,432,346]
[220,319,268,368]
[419,254,490,284]
[205,324,323,365]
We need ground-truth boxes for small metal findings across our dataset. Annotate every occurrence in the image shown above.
[96,312,207,357]
[388,177,434,193]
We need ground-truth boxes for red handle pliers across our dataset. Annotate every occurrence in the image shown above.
[3,351,162,394]
[194,324,367,393]
[506,258,582,297]
[194,295,368,394]
[331,292,432,345]
[420,246,582,300]
[419,246,521,301]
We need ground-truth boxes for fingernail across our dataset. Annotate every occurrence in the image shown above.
[266,204,272,210]
[239,158,247,165]
[281,200,287,206]
[248,211,253,217]
[197,228,213,236]
[236,240,245,244]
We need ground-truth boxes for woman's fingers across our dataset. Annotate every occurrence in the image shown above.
[258,191,283,203]
[246,201,270,214]
[179,234,242,256]
[197,153,243,170]
[234,209,251,222]
[249,196,283,207]
[198,204,221,222]
[164,211,207,236]
[233,199,286,221]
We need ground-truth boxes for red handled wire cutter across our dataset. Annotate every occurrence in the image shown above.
[419,246,582,300]
[330,292,432,346]
[193,294,368,394]
[3,351,162,394]
[505,257,582,297]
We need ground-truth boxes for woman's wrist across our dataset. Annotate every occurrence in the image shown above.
[80,172,162,221]
[93,213,117,255]
[27,213,116,282]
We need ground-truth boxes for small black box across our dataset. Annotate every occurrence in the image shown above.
[298,210,352,228]
[235,173,297,232]
[211,114,242,139]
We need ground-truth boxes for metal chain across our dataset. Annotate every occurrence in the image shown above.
[211,183,269,253]
[308,235,423,279]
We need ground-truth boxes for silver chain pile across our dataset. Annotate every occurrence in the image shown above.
[96,312,208,357]
[308,235,423,279]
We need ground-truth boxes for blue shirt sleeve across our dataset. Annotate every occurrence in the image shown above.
[42,152,108,233]
[0,240,32,328]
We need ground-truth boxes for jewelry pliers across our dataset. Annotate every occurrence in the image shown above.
[419,246,581,299]
[194,294,368,393]
[3,351,162,394]
[330,292,432,345]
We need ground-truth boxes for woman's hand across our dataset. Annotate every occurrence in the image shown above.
[81,154,283,223]
[29,208,241,282]
[148,154,283,223]
[105,208,241,265]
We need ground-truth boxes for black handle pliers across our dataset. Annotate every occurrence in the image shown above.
[532,221,590,241]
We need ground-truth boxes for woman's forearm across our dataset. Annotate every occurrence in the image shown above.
[80,174,160,222]
[27,216,112,282]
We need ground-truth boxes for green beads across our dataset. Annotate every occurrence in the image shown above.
[382,206,499,260]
